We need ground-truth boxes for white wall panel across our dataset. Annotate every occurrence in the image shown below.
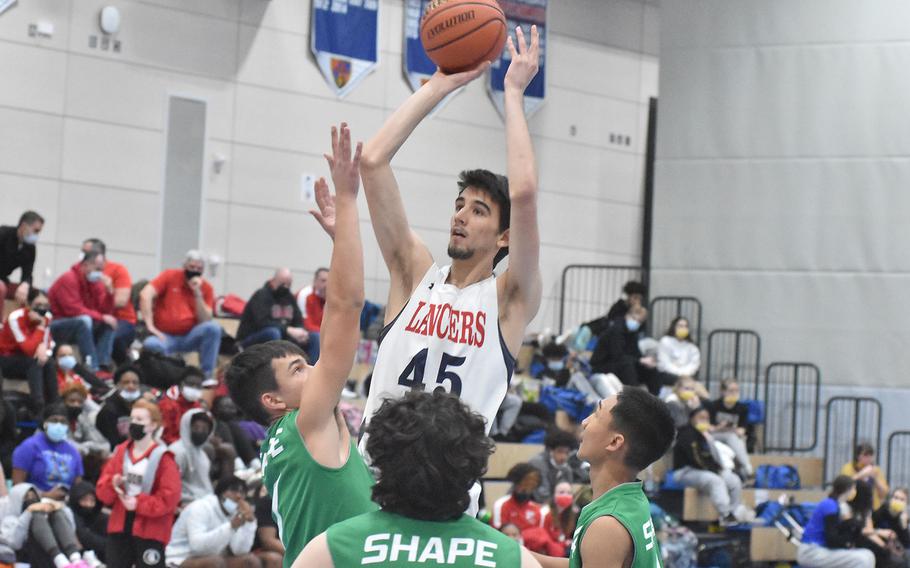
[0,108,62,178]
[56,182,159,255]
[61,119,163,193]
[0,42,66,113]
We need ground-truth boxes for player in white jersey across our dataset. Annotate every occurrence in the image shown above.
[358,26,543,447]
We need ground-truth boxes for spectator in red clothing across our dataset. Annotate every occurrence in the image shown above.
[48,250,115,372]
[81,239,138,366]
[96,399,181,568]
[157,367,204,444]
[53,343,108,397]
[492,463,543,531]
[301,267,328,363]
[0,210,44,318]
[526,481,579,557]
[139,251,221,381]
[0,288,57,412]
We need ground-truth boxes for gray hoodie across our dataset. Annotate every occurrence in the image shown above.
[0,483,75,551]
[168,408,214,501]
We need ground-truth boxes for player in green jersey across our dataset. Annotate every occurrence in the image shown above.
[535,388,676,568]
[292,391,542,567]
[225,123,377,567]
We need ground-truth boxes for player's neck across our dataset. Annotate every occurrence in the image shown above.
[589,461,637,500]
[447,257,493,287]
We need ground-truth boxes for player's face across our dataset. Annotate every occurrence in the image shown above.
[265,354,312,414]
[578,395,620,463]
[448,187,506,262]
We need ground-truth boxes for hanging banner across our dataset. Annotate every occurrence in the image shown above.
[488,0,548,118]
[311,0,380,98]
[402,0,463,112]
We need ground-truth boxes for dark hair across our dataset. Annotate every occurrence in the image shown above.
[541,342,568,360]
[181,366,205,383]
[830,474,856,499]
[854,442,876,463]
[688,405,709,419]
[457,169,510,268]
[225,340,306,425]
[610,388,676,471]
[545,429,578,451]
[314,267,329,277]
[665,317,693,343]
[506,463,540,486]
[82,238,106,255]
[43,403,67,422]
[18,211,44,227]
[851,482,874,517]
[720,378,738,392]
[215,475,246,497]
[27,287,47,304]
[81,249,104,265]
[114,365,142,384]
[366,391,494,521]
[622,281,647,297]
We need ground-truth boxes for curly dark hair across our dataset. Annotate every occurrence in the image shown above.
[366,391,494,521]
[225,340,306,425]
[457,169,510,268]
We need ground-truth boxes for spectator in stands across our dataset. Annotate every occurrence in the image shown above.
[0,288,56,412]
[95,365,144,449]
[501,523,524,544]
[165,475,261,568]
[842,443,890,511]
[253,483,284,564]
[12,403,84,499]
[140,251,221,381]
[97,399,181,568]
[0,396,16,476]
[492,463,544,531]
[301,267,328,362]
[61,382,109,481]
[523,481,577,557]
[589,305,660,393]
[53,344,108,398]
[80,239,137,366]
[798,475,875,568]
[673,406,751,524]
[873,488,910,549]
[211,397,260,472]
[236,268,309,350]
[849,482,896,567]
[528,429,577,504]
[0,211,44,314]
[663,375,706,429]
[657,316,700,381]
[48,249,115,372]
[158,367,205,445]
[169,408,216,503]
[69,480,109,563]
[581,281,647,340]
[708,379,754,477]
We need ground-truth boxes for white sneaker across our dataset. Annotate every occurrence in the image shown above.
[733,504,756,523]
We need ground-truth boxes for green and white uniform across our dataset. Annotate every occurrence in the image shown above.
[261,410,377,567]
[569,481,662,568]
[326,510,521,567]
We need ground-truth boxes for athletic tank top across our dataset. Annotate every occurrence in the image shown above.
[261,410,377,568]
[569,481,662,568]
[327,510,521,567]
[361,264,515,453]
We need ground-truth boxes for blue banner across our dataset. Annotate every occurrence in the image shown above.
[487,0,547,117]
[402,0,464,112]
[311,0,380,97]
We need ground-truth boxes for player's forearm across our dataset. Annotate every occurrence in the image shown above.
[325,192,364,314]
[361,82,447,169]
[504,88,538,201]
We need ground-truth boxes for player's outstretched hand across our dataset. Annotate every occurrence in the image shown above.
[309,177,336,239]
[504,25,540,93]
[324,122,362,199]
[430,60,491,93]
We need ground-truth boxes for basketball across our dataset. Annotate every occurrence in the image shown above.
[420,0,508,74]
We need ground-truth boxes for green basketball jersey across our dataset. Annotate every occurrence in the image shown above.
[261,410,377,568]
[326,510,521,567]
[569,481,662,568]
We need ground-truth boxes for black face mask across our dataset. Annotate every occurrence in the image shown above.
[184,269,203,281]
[190,430,209,447]
[33,307,50,317]
[276,284,291,296]
[129,423,148,441]
[513,492,533,503]
[75,504,99,519]
[65,406,83,421]
[22,495,40,510]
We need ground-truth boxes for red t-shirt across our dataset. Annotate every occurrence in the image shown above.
[104,261,137,324]
[303,292,325,333]
[150,269,214,336]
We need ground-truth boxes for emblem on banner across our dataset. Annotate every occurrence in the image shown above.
[331,58,352,89]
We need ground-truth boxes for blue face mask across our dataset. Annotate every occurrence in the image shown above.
[547,360,566,371]
[23,232,39,245]
[86,270,103,283]
[625,318,641,332]
[46,422,68,443]
[58,355,77,371]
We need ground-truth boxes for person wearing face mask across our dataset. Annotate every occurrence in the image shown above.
[672,407,752,525]
[0,287,57,412]
[528,430,578,504]
[300,267,329,363]
[168,409,216,503]
[140,251,221,382]
[95,366,145,449]
[80,238,138,367]
[158,368,206,445]
[873,488,910,550]
[522,481,579,557]
[60,383,109,481]
[589,305,658,392]
[236,267,309,350]
[707,379,754,477]
[0,210,44,319]
[12,404,84,500]
[68,480,109,563]
[53,344,108,397]
[165,476,260,568]
[798,475,875,567]
[663,375,706,429]
[97,399,181,568]
[47,250,115,374]
[657,317,701,384]
[492,463,544,531]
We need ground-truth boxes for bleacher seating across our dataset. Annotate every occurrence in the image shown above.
[682,488,826,522]
[486,442,544,478]
[750,527,798,562]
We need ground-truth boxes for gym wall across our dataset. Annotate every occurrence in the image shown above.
[0,0,657,332]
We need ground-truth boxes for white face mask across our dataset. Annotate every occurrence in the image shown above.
[182,386,202,402]
[222,498,238,515]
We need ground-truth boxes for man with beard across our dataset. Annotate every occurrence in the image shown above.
[236,268,308,350]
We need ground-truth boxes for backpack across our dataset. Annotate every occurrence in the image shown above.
[135,349,187,390]
[539,386,595,422]
[754,464,800,489]
[744,399,765,424]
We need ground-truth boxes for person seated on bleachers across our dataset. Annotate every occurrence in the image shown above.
[523,481,578,557]
[12,404,84,500]
[165,475,260,568]
[95,365,145,449]
[48,249,115,373]
[589,305,662,394]
[235,268,309,350]
[211,397,260,472]
[158,367,205,445]
[707,379,754,478]
[53,344,108,398]
[849,481,899,567]
[528,429,578,504]
[673,406,752,524]
[80,239,137,367]
[0,211,44,318]
[873,488,910,550]
[169,408,216,504]
[0,288,57,412]
[663,375,706,429]
[253,482,284,565]
[582,281,647,339]
[656,316,701,382]
[798,475,875,568]
[300,267,328,363]
[69,480,109,564]
[492,463,544,532]
[60,383,109,481]
[140,250,222,382]
[842,443,890,512]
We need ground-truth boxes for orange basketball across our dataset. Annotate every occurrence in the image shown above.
[420,0,507,74]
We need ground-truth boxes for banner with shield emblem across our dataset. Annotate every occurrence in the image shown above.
[311,0,380,97]
[488,0,547,117]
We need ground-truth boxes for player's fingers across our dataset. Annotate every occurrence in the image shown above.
[340,123,351,162]
[330,125,338,157]
[515,26,527,55]
[323,153,335,171]
[352,141,363,167]
[530,25,540,57]
[506,35,517,59]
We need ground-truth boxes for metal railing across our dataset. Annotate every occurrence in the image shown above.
[648,296,703,346]
[557,265,646,334]
[887,431,910,490]
[824,397,882,483]
[763,362,822,453]
[704,329,762,399]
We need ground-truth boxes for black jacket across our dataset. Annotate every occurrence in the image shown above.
[589,319,642,383]
[236,283,303,340]
[0,225,35,284]
[872,506,910,547]
[95,391,134,449]
[673,425,721,473]
[68,480,109,561]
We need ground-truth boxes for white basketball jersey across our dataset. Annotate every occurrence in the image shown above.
[360,264,515,451]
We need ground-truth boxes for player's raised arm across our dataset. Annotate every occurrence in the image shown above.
[359,64,489,317]
[500,26,543,343]
[296,123,364,436]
